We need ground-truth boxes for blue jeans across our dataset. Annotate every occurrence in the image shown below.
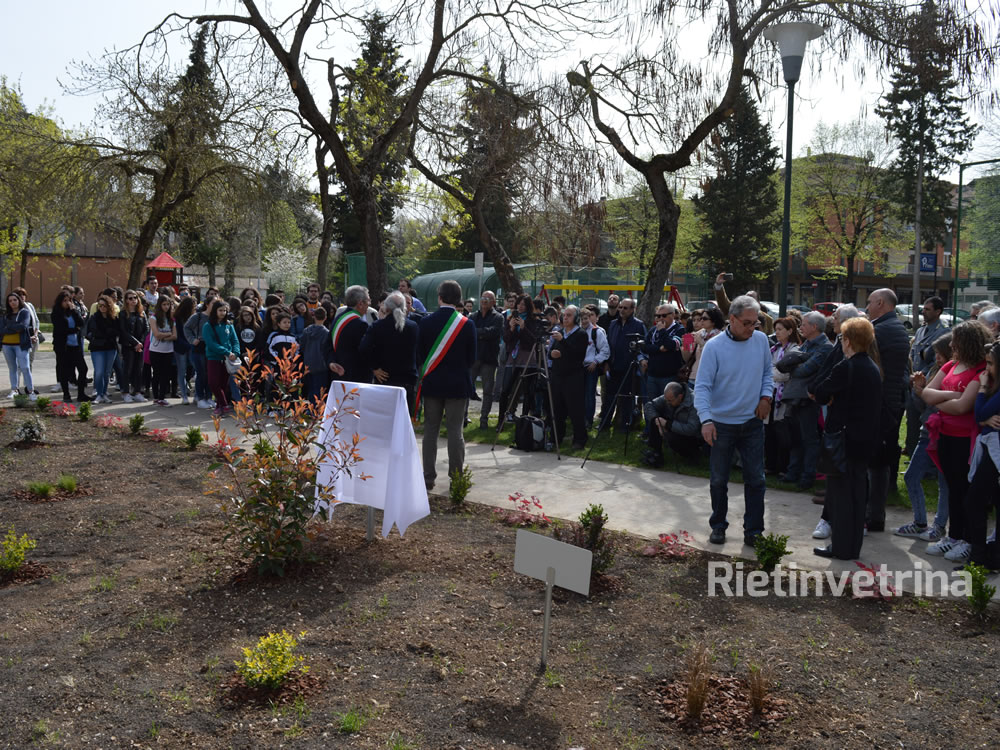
[709,418,766,536]
[904,435,949,529]
[90,350,116,398]
[189,350,209,401]
[645,375,673,404]
[3,345,32,393]
[584,367,600,426]
[174,351,190,399]
[786,400,821,483]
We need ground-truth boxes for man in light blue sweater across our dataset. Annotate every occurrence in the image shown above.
[694,295,774,547]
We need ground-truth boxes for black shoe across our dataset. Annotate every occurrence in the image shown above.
[867,523,885,533]
[709,528,726,544]
[813,546,835,558]
[470,393,481,401]
[744,533,760,547]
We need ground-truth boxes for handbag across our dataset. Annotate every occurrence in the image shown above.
[817,359,852,476]
[210,321,243,375]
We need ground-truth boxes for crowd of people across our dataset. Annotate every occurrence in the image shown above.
[4,272,1000,569]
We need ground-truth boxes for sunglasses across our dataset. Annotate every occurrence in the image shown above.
[655,313,671,318]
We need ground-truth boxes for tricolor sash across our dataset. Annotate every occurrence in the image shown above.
[414,309,470,416]
[331,310,361,351]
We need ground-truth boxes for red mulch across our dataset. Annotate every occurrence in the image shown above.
[654,674,792,734]
[218,670,324,709]
[0,561,52,588]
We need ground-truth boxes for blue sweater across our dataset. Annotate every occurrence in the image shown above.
[693,329,774,425]
[975,389,1000,435]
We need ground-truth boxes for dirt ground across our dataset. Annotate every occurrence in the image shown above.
[1,411,999,749]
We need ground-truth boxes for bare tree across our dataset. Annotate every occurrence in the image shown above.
[188,0,602,294]
[566,1,998,323]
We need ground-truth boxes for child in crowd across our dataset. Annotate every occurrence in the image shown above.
[298,305,335,404]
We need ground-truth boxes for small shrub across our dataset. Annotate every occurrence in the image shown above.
[34,396,51,411]
[747,663,767,715]
[27,481,54,498]
[337,707,367,734]
[448,465,473,507]
[552,503,616,575]
[964,562,996,618]
[253,437,275,457]
[642,531,693,558]
[753,532,789,574]
[78,400,92,421]
[128,413,145,434]
[56,475,78,493]
[12,393,30,408]
[235,630,308,689]
[50,401,77,418]
[685,644,711,722]
[95,414,123,429]
[184,426,206,451]
[0,525,37,574]
[145,428,172,442]
[492,491,550,527]
[13,415,46,443]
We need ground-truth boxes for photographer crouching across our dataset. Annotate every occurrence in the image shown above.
[642,382,704,467]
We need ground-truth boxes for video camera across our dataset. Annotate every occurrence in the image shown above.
[626,332,645,355]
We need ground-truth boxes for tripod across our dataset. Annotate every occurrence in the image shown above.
[581,354,642,469]
[491,337,561,461]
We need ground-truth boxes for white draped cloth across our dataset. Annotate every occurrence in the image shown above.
[314,381,429,537]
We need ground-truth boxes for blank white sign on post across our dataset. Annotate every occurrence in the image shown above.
[513,530,592,596]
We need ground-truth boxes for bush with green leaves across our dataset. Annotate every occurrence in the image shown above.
[34,396,51,411]
[964,562,996,618]
[552,503,616,575]
[211,351,368,576]
[14,415,46,443]
[184,426,205,451]
[754,533,790,574]
[235,630,308,689]
[77,400,92,421]
[27,481,54,498]
[56,474,78,493]
[12,393,30,408]
[449,465,473,507]
[1,525,37,574]
[128,413,145,435]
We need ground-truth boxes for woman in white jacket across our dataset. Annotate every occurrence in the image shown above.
[766,317,802,475]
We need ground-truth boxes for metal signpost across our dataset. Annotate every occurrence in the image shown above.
[513,530,593,670]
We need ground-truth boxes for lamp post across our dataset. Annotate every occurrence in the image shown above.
[764,22,825,317]
[952,157,1000,319]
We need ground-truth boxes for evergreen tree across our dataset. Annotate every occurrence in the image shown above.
[328,12,408,267]
[876,0,976,252]
[690,87,781,292]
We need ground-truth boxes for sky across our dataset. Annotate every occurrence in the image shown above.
[1,1,994,189]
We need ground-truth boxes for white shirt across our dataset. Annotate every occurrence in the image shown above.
[583,324,610,367]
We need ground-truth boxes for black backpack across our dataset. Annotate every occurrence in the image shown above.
[513,415,546,452]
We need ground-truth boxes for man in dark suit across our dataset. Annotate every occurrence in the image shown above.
[330,285,372,384]
[418,280,477,492]
[549,305,589,449]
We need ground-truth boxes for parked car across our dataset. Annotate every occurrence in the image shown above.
[788,304,812,314]
[758,300,781,317]
[812,302,842,317]
[685,299,720,312]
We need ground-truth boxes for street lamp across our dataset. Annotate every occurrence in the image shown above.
[764,21,825,316]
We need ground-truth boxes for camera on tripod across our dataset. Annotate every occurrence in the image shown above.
[626,332,645,355]
[527,316,553,338]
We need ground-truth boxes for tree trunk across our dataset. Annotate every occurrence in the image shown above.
[207,261,217,291]
[18,225,32,288]
[356,189,387,294]
[224,251,236,297]
[845,252,856,305]
[128,217,162,290]
[637,172,680,324]
[471,200,523,296]
[912,149,924,328]
[315,145,335,289]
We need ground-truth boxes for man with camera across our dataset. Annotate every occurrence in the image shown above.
[549,306,589,449]
[640,303,685,400]
[642,381,703,467]
[603,298,646,432]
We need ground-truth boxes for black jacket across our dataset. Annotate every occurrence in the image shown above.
[86,311,120,351]
[550,327,588,378]
[813,353,882,461]
[119,310,149,350]
[359,316,419,386]
[51,308,86,353]
[871,311,910,412]
[471,308,505,365]
[417,306,477,398]
[331,310,371,384]
[641,321,684,377]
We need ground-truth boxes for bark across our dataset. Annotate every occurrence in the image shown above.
[129,216,162,290]
[315,144,335,289]
[845,252,856,304]
[207,261,217,291]
[224,251,236,297]
[18,225,32,288]
[357,188,387,293]
[471,200,523,295]
[638,173,680,324]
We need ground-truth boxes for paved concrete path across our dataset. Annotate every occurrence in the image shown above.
[7,352,984,596]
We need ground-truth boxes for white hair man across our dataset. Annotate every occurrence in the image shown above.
[694,295,774,547]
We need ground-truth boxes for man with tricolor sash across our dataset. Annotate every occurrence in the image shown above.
[330,285,372,384]
[417,280,477,492]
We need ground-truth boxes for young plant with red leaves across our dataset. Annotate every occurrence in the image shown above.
[50,401,77,418]
[145,428,173,443]
[642,531,693,558]
[492,492,551,528]
[95,415,124,430]
[209,349,370,576]
[848,561,898,600]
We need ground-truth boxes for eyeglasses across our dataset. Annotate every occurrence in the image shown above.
[655,313,672,318]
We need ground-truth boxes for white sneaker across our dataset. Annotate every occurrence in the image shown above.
[198,399,214,409]
[29,392,38,401]
[123,394,134,403]
[926,536,958,556]
[49,384,62,393]
[7,390,17,399]
[944,540,971,562]
[181,396,190,405]
[812,519,832,539]
[989,529,997,544]
[131,393,146,402]
[918,525,945,542]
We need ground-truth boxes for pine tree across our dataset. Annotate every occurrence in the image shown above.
[876,0,976,252]
[690,87,781,292]
[328,12,408,266]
